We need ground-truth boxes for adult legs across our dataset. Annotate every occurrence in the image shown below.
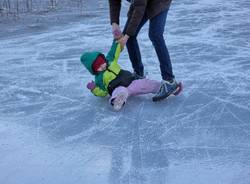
[123,14,148,77]
[148,9,175,81]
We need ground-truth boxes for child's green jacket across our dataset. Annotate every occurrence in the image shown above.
[80,40,123,97]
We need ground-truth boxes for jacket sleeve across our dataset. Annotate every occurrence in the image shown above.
[125,0,148,36]
[109,0,121,25]
[106,40,122,64]
[91,86,108,97]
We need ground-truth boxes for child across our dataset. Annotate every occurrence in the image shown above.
[80,40,181,111]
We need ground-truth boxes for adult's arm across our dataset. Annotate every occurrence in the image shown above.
[109,0,122,25]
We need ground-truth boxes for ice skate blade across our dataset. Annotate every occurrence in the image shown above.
[113,93,126,111]
[173,82,183,96]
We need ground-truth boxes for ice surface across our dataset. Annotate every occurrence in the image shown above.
[0,0,250,184]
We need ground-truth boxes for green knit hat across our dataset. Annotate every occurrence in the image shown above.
[80,51,102,75]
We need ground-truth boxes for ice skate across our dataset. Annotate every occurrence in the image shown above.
[112,92,127,111]
[152,79,183,102]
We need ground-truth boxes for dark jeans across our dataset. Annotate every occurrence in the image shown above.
[123,8,174,81]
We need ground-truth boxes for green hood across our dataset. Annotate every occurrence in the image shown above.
[80,51,102,75]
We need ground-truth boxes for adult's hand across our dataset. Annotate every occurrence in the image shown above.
[112,23,122,40]
[117,34,130,50]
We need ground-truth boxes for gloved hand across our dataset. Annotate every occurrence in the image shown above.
[87,81,95,90]
[112,23,122,40]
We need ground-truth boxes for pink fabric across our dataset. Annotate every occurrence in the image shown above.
[127,79,160,96]
[109,86,129,104]
[113,29,122,39]
[109,79,161,103]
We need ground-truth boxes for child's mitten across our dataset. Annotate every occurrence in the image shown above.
[87,81,95,90]
[113,30,122,39]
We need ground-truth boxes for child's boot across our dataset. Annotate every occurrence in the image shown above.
[111,92,128,111]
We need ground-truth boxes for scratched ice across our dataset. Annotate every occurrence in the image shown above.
[0,0,250,184]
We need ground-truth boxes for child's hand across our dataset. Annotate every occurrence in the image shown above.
[113,29,122,40]
[117,34,130,51]
[87,81,95,90]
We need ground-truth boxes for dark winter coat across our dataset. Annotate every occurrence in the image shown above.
[109,0,172,36]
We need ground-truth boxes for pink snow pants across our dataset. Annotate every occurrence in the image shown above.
[109,79,161,104]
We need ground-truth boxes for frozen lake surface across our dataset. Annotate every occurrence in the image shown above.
[0,0,250,183]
